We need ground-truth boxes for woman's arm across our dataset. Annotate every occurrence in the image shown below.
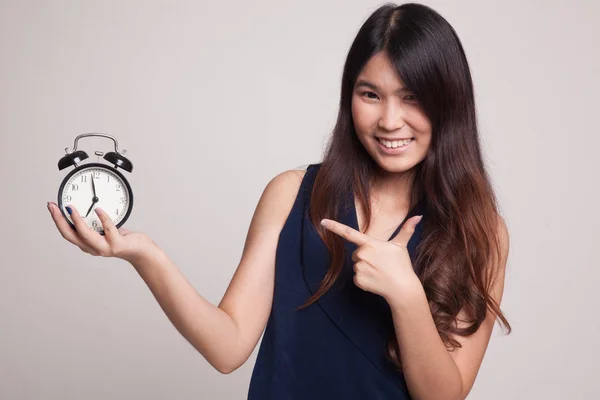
[131,247,240,373]
[129,169,306,374]
[49,169,306,375]
[388,215,509,400]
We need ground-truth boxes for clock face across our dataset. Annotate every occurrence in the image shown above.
[58,164,132,234]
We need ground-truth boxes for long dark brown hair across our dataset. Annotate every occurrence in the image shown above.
[297,2,512,370]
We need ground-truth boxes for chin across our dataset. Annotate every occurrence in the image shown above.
[378,162,417,175]
[371,150,422,173]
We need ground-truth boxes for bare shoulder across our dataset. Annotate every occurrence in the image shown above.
[266,167,307,194]
[258,167,308,222]
[497,214,509,255]
[495,213,510,274]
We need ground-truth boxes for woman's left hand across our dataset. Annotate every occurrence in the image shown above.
[320,215,424,303]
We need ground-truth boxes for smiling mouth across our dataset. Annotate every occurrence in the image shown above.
[375,137,414,149]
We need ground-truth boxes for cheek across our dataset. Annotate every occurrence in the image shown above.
[408,111,432,143]
[351,99,376,132]
[415,132,432,159]
[418,137,431,154]
[412,109,431,132]
[351,98,361,126]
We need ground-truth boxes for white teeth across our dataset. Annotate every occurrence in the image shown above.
[377,138,413,148]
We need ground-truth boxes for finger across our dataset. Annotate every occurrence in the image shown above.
[94,207,120,242]
[351,246,372,263]
[321,218,371,246]
[353,260,371,274]
[48,203,100,256]
[390,215,423,249]
[65,204,107,253]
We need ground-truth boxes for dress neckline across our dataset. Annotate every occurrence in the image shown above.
[348,190,424,242]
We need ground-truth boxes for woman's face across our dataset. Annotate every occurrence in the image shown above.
[351,51,432,175]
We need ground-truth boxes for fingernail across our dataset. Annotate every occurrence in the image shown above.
[320,219,329,228]
[415,215,423,224]
[47,202,52,214]
[66,206,72,215]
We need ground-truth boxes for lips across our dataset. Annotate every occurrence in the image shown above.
[376,137,414,147]
[375,136,414,141]
[375,136,414,154]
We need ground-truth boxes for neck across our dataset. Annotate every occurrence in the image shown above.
[370,168,417,208]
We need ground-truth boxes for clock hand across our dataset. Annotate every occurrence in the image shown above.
[91,172,97,197]
[85,173,100,218]
[84,201,95,218]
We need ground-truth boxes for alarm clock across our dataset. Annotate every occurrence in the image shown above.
[57,133,134,236]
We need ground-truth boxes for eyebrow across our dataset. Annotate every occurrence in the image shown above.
[354,79,410,93]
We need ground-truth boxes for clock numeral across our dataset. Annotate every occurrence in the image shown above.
[116,183,121,191]
[107,175,111,183]
[71,184,79,191]
[81,175,87,183]
[116,209,119,216]
[92,220,98,228]
[118,197,125,204]
[65,195,72,202]
[93,171,101,179]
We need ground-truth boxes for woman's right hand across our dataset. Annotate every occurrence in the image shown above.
[47,202,158,264]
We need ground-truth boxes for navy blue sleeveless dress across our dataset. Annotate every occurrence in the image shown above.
[248,163,427,399]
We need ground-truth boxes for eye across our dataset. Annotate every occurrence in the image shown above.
[361,91,379,100]
[404,94,417,101]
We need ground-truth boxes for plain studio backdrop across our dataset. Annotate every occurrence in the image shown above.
[1,0,598,398]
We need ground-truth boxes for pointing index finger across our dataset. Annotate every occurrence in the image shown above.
[321,219,371,246]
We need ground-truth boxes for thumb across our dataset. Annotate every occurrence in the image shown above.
[118,227,133,235]
[389,215,423,248]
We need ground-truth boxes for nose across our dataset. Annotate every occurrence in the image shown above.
[377,101,405,132]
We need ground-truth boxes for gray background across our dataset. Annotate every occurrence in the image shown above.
[1,0,598,398]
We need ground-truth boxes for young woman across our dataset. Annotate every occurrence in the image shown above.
[47,3,511,399]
